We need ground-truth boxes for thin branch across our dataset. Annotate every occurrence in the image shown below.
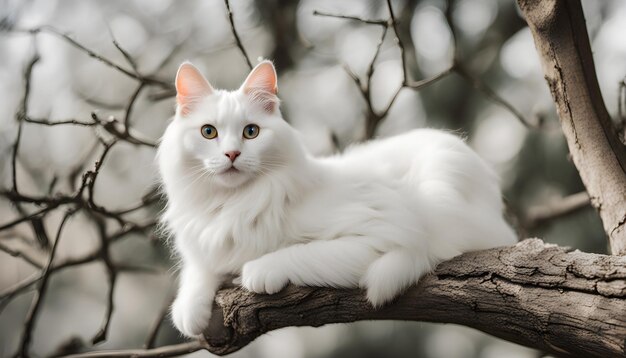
[61,341,209,358]
[123,83,145,135]
[144,295,175,349]
[455,65,533,128]
[312,10,388,26]
[0,272,39,313]
[0,206,57,232]
[20,26,171,88]
[18,209,77,357]
[0,242,43,268]
[24,116,98,126]
[380,65,456,119]
[385,0,408,86]
[223,0,252,70]
[525,191,591,229]
[105,22,139,74]
[0,221,156,312]
[313,0,533,138]
[90,215,117,345]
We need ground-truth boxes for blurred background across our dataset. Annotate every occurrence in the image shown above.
[0,0,624,357]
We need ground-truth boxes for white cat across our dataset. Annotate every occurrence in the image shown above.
[158,60,517,337]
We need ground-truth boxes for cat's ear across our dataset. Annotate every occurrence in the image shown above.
[241,60,278,113]
[175,62,214,117]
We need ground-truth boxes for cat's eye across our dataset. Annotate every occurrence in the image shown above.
[243,124,260,139]
[201,125,217,139]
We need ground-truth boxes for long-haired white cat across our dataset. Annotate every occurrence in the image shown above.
[158,60,517,337]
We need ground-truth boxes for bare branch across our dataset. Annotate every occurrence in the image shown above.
[144,295,175,349]
[455,65,534,128]
[525,191,591,229]
[24,117,98,126]
[123,83,145,135]
[90,216,117,345]
[0,241,43,268]
[315,0,532,139]
[20,26,172,88]
[105,23,139,74]
[223,0,253,70]
[18,209,77,357]
[385,0,408,86]
[312,10,388,26]
[61,341,209,358]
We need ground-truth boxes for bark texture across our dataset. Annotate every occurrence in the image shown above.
[203,239,626,357]
[518,0,626,254]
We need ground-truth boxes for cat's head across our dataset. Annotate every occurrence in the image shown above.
[160,60,300,190]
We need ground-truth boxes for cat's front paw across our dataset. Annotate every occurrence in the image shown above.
[241,258,289,294]
[171,294,212,337]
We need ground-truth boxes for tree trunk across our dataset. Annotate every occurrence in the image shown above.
[203,239,626,357]
[517,0,626,254]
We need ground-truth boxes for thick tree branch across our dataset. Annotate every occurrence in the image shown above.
[202,239,626,357]
[518,0,626,254]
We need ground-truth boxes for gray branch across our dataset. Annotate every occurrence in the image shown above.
[203,239,626,357]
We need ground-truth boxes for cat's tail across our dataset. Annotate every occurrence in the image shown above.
[360,250,433,307]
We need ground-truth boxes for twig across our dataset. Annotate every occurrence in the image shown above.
[455,65,533,128]
[20,26,171,88]
[61,341,208,358]
[223,0,252,69]
[90,215,117,345]
[17,209,77,357]
[0,206,57,232]
[313,0,533,138]
[123,83,145,135]
[0,220,156,307]
[144,295,175,349]
[312,10,388,26]
[106,22,139,74]
[24,117,98,126]
[524,191,591,229]
[0,242,42,268]
[385,0,408,86]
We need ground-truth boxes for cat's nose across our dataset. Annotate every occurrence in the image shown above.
[225,150,241,162]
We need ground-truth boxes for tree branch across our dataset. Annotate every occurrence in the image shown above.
[524,191,590,229]
[518,0,626,254]
[62,341,209,358]
[202,239,626,357]
[313,0,533,140]
[18,209,77,357]
[224,0,252,70]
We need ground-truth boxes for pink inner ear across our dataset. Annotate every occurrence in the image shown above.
[243,62,277,95]
[242,61,278,112]
[175,63,213,116]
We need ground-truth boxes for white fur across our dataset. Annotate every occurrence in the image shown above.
[158,61,517,337]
